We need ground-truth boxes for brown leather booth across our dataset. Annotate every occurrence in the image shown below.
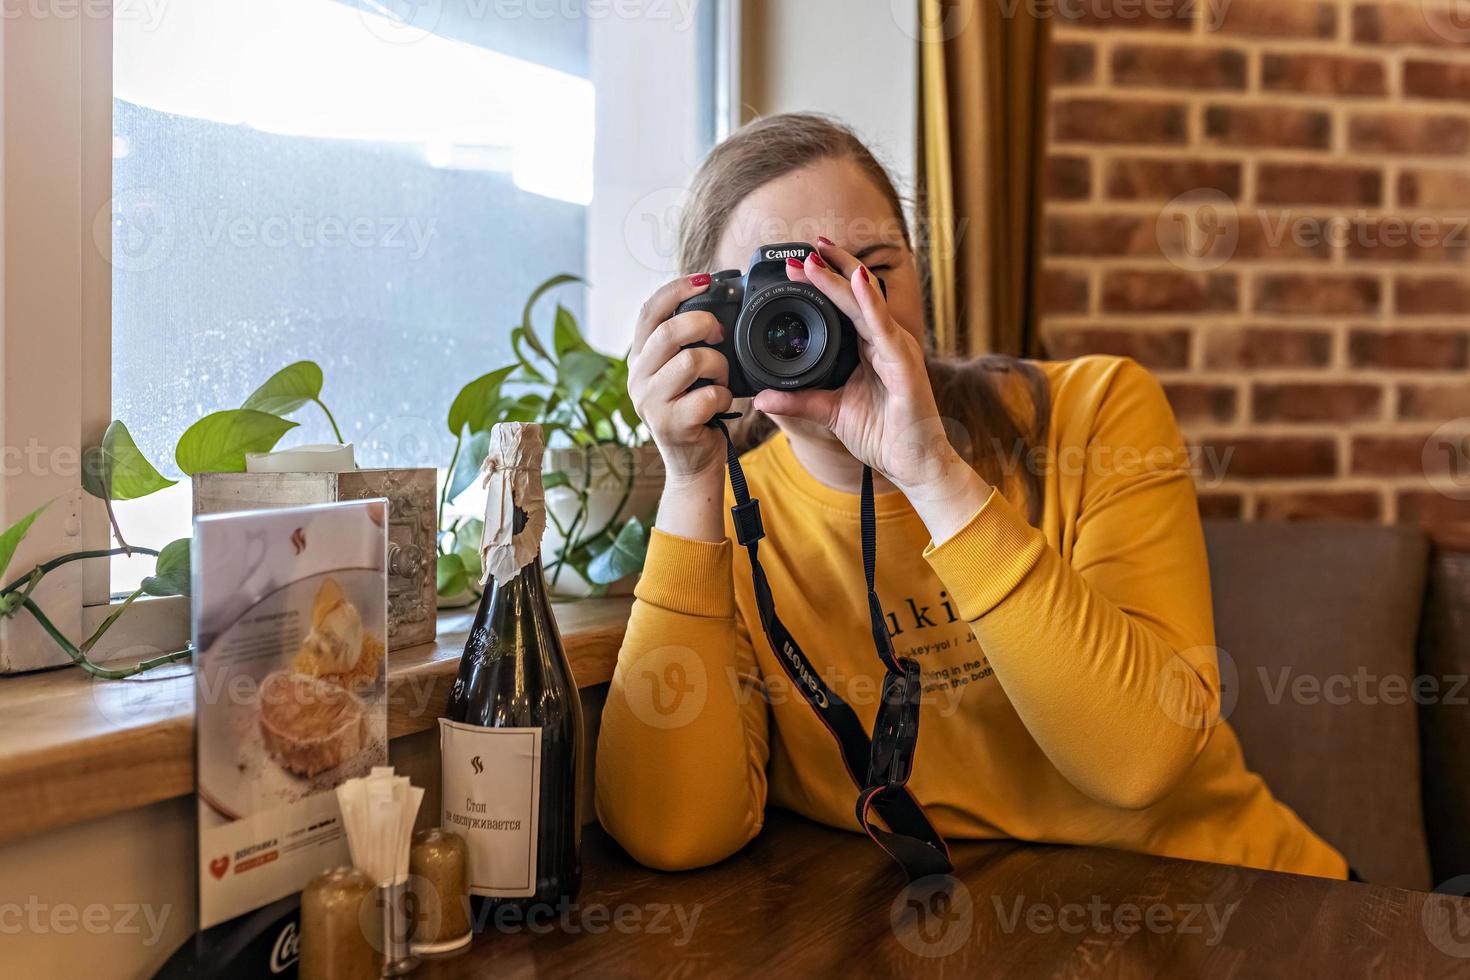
[1202,520,1470,890]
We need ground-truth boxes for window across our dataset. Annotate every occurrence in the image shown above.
[107,0,728,592]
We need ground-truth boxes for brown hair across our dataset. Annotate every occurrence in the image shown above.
[678,112,1050,523]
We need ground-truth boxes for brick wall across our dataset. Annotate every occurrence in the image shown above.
[1040,0,1470,533]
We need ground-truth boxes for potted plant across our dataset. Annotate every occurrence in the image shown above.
[0,361,357,676]
[436,275,661,603]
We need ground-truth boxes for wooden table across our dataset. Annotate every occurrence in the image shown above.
[419,810,1470,978]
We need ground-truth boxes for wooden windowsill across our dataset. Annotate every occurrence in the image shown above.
[0,597,631,847]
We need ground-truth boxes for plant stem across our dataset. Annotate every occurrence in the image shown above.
[438,432,462,536]
[80,589,142,655]
[103,495,133,555]
[313,397,345,445]
[1,547,160,597]
[21,597,190,679]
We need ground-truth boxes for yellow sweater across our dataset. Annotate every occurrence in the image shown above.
[596,355,1346,878]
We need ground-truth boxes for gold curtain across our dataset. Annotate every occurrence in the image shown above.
[919,0,1051,359]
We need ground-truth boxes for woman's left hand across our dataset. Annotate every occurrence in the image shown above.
[751,240,980,507]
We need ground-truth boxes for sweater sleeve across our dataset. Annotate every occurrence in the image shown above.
[924,359,1219,811]
[595,528,770,869]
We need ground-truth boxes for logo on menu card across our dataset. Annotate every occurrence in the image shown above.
[269,921,301,974]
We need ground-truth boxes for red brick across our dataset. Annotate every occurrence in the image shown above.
[1164,382,1239,424]
[1256,491,1382,522]
[1203,327,1334,369]
[1397,276,1470,315]
[1355,3,1470,47]
[1399,169,1470,208]
[1253,383,1383,423]
[1040,268,1090,315]
[1262,53,1388,97]
[1045,214,1157,258]
[1343,217,1470,262]
[1257,164,1382,206]
[1105,159,1242,200]
[1046,155,1093,201]
[1201,437,1338,478]
[1054,99,1188,144]
[1349,113,1470,155]
[1399,383,1470,419]
[1052,42,1097,86]
[1043,327,1191,370]
[1112,45,1247,90]
[1046,156,1091,201]
[1209,0,1336,39]
[1398,491,1470,531]
[1233,215,1335,262]
[1352,434,1436,477]
[1197,493,1244,519]
[1058,0,1196,31]
[1404,60,1470,101]
[1350,329,1470,369]
[1254,274,1381,315]
[1204,105,1331,150]
[1101,269,1238,313]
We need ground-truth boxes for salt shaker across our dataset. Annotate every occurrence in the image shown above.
[300,867,380,980]
[409,828,472,955]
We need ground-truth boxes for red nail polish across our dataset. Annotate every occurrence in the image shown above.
[689,273,711,286]
[818,235,835,247]
[808,252,827,269]
[858,266,870,284]
[786,257,803,270]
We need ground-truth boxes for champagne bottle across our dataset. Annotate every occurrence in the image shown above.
[441,422,583,927]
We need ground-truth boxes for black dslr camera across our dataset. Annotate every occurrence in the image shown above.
[676,242,880,398]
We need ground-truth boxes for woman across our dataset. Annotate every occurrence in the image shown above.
[596,113,1345,879]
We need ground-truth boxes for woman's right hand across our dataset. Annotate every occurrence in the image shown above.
[628,275,733,539]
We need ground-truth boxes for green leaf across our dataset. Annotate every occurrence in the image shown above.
[81,420,176,501]
[586,516,649,585]
[140,538,191,597]
[510,328,550,384]
[0,504,47,580]
[558,349,612,402]
[241,361,324,416]
[436,552,469,598]
[454,518,483,585]
[447,364,517,437]
[175,409,298,475]
[552,304,587,358]
[447,429,490,503]
[519,274,583,347]
[543,470,570,491]
[502,393,546,424]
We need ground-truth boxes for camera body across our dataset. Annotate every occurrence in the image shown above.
[676,242,877,398]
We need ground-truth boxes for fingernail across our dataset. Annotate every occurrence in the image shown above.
[858,266,870,284]
[808,252,827,269]
[689,273,711,286]
[786,257,803,270]
[818,235,835,247]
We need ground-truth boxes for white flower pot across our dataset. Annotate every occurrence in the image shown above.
[541,444,664,597]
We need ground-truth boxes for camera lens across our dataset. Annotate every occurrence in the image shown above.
[763,313,810,361]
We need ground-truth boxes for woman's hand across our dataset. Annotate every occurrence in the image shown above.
[751,241,983,515]
[628,274,733,542]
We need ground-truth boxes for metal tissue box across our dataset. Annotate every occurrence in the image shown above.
[193,468,437,650]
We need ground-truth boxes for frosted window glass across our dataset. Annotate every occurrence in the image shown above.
[110,0,597,592]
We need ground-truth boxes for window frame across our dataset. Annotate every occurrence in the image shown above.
[0,1,738,671]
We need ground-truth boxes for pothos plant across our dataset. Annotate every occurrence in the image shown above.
[0,361,344,678]
[435,274,655,603]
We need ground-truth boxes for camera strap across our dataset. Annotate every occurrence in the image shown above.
[709,414,952,881]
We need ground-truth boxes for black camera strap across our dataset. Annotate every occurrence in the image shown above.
[709,414,952,881]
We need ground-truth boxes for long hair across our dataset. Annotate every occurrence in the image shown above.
[677,113,1050,524]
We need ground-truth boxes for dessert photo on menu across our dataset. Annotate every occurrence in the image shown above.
[191,498,389,930]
